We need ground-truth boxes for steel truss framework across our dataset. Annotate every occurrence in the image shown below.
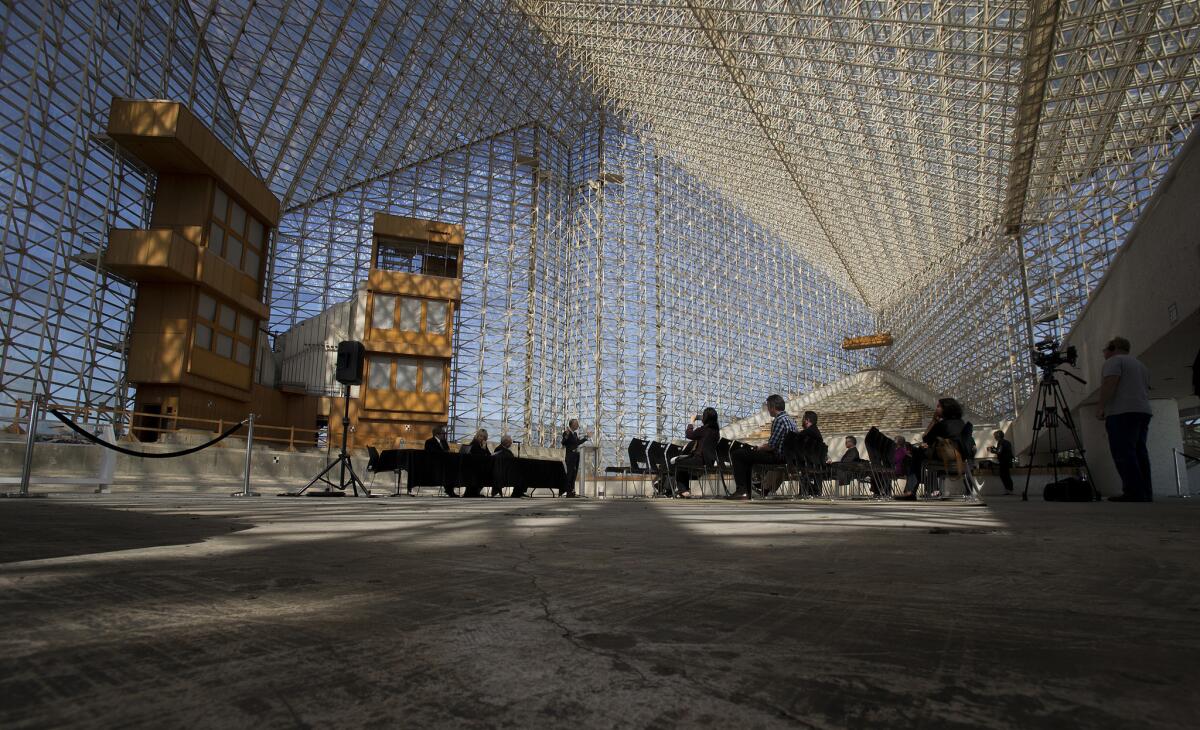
[2,0,1198,462]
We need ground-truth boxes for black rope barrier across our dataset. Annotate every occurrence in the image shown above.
[48,409,246,458]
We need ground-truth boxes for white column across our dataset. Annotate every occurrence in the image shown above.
[1078,398,1182,498]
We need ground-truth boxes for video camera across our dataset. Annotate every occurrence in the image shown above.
[1032,338,1077,372]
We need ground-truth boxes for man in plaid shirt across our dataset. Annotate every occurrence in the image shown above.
[728,394,798,500]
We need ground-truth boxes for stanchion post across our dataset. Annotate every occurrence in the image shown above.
[8,394,43,498]
[233,413,260,497]
[1170,448,1191,499]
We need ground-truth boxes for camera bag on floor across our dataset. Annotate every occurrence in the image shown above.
[1043,477,1093,502]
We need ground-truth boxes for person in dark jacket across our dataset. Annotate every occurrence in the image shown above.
[561,419,588,497]
[989,430,1014,495]
[421,424,455,497]
[671,407,720,498]
[492,434,515,497]
[834,435,863,487]
[792,410,824,497]
[462,429,491,497]
[897,397,965,500]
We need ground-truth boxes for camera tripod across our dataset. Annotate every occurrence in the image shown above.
[1021,367,1098,501]
[289,384,369,497]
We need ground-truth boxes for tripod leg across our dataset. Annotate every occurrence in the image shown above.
[343,456,369,497]
[296,457,343,496]
[1022,382,1050,501]
[1053,381,1101,500]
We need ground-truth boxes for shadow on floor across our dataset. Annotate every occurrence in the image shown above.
[0,502,252,563]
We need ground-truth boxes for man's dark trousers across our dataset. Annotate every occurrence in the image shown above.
[563,452,579,496]
[1106,412,1153,500]
[732,448,785,492]
[998,463,1013,493]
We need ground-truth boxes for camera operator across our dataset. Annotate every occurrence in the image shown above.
[1096,337,1153,502]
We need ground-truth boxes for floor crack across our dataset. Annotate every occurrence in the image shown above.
[513,540,654,686]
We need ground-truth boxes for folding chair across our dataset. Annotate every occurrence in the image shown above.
[628,438,650,474]
[366,446,381,489]
[647,441,671,497]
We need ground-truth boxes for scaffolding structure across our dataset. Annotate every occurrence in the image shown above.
[2,0,1198,466]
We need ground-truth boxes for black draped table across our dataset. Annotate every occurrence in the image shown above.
[377,448,568,495]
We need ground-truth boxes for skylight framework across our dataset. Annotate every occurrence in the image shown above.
[517,0,1030,309]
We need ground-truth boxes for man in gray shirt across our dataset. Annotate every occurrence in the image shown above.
[1096,336,1153,502]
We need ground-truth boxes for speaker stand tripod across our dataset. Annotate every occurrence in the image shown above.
[287,384,369,497]
[1021,367,1098,501]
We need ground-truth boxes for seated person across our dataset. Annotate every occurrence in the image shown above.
[672,408,720,498]
[833,435,864,487]
[793,411,824,497]
[461,429,491,497]
[421,424,455,497]
[493,434,516,497]
[728,395,797,500]
[897,397,965,499]
[892,435,916,495]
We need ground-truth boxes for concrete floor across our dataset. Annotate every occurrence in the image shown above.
[1,495,1197,729]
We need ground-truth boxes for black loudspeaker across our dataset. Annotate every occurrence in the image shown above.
[335,340,366,385]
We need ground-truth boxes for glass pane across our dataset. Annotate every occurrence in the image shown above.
[212,186,227,220]
[247,219,264,248]
[229,200,246,237]
[399,298,421,331]
[209,225,224,255]
[225,236,242,268]
[371,294,396,330]
[367,357,391,390]
[243,248,259,278]
[421,362,443,393]
[395,362,418,391]
[218,304,236,331]
[197,293,216,321]
[237,315,254,340]
[235,341,251,366]
[425,301,448,333]
[194,323,212,350]
[215,333,233,358]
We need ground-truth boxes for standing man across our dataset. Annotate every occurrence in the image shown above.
[988,430,1014,495]
[1096,336,1153,502]
[561,419,588,498]
[422,424,455,497]
[728,394,797,500]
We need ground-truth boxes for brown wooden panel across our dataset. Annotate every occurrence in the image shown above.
[372,212,465,244]
[367,270,462,300]
[189,346,252,392]
[361,388,445,414]
[104,228,200,283]
[126,331,187,382]
[362,335,453,359]
[107,99,280,225]
[149,175,213,229]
